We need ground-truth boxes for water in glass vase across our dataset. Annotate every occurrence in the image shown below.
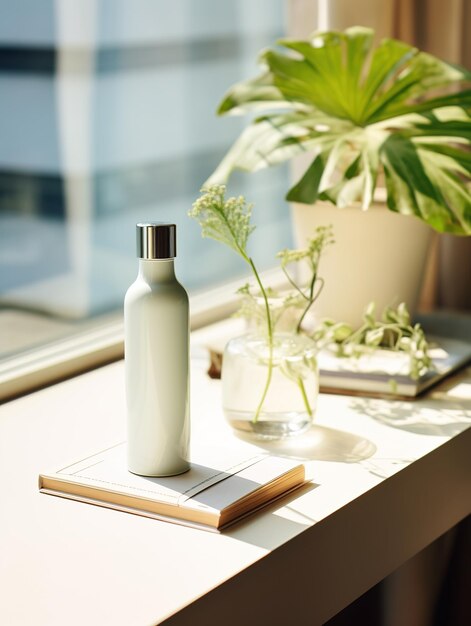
[222,333,318,439]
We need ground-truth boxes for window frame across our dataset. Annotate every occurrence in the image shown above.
[0,267,286,401]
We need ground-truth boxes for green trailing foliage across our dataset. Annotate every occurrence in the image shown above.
[312,302,434,380]
[208,27,471,235]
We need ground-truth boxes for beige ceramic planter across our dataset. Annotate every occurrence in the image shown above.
[291,196,433,329]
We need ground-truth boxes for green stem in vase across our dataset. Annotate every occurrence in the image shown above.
[189,186,276,424]
[297,376,313,417]
[248,257,274,423]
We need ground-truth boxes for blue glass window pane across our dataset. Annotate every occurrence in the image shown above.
[0,0,290,339]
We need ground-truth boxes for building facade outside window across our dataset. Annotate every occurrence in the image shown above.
[0,0,290,364]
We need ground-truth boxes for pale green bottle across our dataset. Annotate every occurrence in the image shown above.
[124,223,190,476]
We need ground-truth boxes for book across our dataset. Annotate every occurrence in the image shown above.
[318,336,471,398]
[39,443,305,532]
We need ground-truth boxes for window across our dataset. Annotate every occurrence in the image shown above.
[0,0,291,374]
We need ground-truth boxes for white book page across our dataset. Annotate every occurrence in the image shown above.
[183,456,302,513]
[52,443,299,511]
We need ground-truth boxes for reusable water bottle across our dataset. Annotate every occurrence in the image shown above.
[124,223,190,476]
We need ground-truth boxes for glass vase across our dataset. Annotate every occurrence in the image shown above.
[222,332,318,440]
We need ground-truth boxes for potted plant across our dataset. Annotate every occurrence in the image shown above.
[207,26,471,327]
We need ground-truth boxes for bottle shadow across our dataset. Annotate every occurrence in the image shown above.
[234,424,377,463]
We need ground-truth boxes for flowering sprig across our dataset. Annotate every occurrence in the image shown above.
[189,185,254,258]
[190,185,274,421]
[277,226,334,332]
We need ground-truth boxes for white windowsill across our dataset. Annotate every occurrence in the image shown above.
[0,313,470,625]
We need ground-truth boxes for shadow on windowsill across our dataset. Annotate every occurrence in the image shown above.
[348,396,471,437]
[234,424,377,463]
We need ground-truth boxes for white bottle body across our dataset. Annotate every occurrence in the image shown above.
[124,259,190,476]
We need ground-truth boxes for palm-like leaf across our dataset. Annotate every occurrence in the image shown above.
[209,26,471,234]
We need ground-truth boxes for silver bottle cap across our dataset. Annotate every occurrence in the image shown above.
[136,223,176,259]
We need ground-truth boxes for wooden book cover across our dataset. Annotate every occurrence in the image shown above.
[39,443,305,532]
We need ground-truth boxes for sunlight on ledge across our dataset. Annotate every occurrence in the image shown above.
[435,382,471,400]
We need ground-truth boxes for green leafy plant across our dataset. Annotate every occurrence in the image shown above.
[208,26,471,234]
[312,302,434,382]
[189,185,327,422]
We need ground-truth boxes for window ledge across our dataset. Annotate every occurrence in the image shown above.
[0,267,286,402]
